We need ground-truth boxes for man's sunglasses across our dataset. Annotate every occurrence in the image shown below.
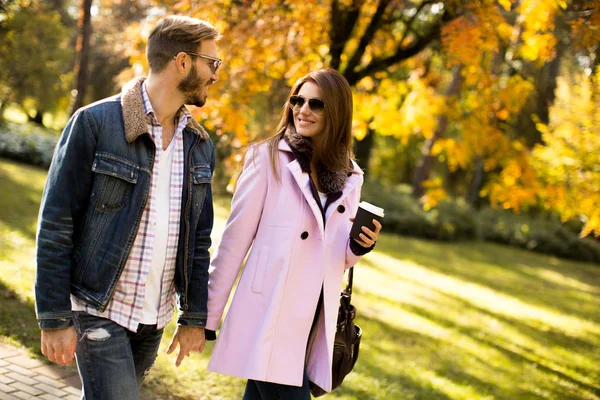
[182,52,222,74]
[289,95,325,114]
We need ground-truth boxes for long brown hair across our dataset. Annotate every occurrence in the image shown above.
[265,68,355,182]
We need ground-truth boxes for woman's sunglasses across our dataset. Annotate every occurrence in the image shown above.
[289,95,325,114]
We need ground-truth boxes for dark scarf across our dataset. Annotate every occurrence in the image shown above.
[283,125,348,194]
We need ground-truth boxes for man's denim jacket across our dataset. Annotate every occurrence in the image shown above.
[35,77,215,330]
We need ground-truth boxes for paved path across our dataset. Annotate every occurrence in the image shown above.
[0,342,81,400]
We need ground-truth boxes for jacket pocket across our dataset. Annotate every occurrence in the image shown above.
[251,245,270,293]
[92,152,139,212]
[191,164,212,214]
[192,164,212,184]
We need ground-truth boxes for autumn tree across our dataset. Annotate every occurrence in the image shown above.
[331,0,455,174]
[411,64,462,197]
[489,66,600,237]
[410,0,569,209]
[85,1,149,102]
[131,0,463,187]
[487,0,600,237]
[70,0,93,116]
[0,0,73,125]
[121,0,600,235]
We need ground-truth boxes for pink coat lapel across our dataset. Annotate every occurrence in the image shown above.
[279,140,363,227]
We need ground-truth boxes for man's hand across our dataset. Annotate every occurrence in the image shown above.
[167,326,206,367]
[41,327,77,366]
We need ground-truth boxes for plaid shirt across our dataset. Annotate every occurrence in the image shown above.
[72,82,189,331]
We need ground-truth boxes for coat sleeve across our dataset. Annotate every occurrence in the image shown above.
[205,144,269,333]
[35,109,97,329]
[345,173,366,270]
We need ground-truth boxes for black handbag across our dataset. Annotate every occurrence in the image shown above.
[310,267,362,397]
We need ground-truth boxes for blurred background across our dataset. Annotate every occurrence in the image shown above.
[0,1,599,399]
[1,0,600,254]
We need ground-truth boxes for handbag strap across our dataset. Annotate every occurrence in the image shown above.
[345,266,354,295]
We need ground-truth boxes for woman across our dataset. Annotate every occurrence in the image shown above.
[205,68,382,399]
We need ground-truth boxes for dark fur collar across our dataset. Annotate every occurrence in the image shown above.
[283,125,348,194]
[120,76,209,143]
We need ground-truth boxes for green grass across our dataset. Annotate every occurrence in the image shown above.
[0,158,45,350]
[1,157,599,399]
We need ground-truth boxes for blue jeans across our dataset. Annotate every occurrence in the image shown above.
[242,370,311,400]
[73,312,164,400]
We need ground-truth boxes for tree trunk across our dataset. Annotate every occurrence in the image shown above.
[0,98,8,123]
[327,0,458,86]
[591,44,600,104]
[353,126,375,178]
[411,65,463,197]
[70,0,93,116]
[466,156,485,206]
[514,13,566,147]
[29,110,45,126]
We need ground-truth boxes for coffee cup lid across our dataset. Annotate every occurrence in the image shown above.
[358,201,384,217]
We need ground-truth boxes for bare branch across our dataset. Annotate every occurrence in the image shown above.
[344,20,442,85]
[329,0,363,70]
[344,0,392,75]
[343,1,455,85]
[398,0,436,48]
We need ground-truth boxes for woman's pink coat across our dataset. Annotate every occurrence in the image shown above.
[206,140,364,392]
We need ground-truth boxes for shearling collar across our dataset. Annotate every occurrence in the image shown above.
[283,125,350,194]
[120,76,209,143]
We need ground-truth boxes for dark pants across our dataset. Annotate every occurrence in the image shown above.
[242,370,311,400]
[72,311,164,400]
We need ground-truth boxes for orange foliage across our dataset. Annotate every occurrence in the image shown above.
[568,1,600,50]
[115,0,598,235]
[489,70,600,237]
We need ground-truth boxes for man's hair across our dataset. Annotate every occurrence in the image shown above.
[146,16,220,73]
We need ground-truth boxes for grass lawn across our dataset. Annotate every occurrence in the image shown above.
[0,157,599,399]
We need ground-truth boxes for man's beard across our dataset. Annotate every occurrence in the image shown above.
[178,63,207,107]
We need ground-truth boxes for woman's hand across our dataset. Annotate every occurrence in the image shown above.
[349,218,382,248]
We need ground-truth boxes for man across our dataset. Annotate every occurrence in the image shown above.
[34,15,221,399]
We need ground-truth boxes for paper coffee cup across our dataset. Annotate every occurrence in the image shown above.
[350,201,384,241]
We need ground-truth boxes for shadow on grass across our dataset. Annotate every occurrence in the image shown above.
[334,314,456,400]
[397,271,600,351]
[358,283,600,400]
[0,279,41,353]
[373,236,600,322]
[407,297,598,399]
[0,160,45,240]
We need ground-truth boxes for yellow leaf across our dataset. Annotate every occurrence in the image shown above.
[358,77,375,91]
[499,0,512,11]
[496,109,509,120]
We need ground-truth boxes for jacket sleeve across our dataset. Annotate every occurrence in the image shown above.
[205,145,269,336]
[35,109,97,330]
[349,237,375,256]
[345,173,369,269]
[178,140,215,328]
